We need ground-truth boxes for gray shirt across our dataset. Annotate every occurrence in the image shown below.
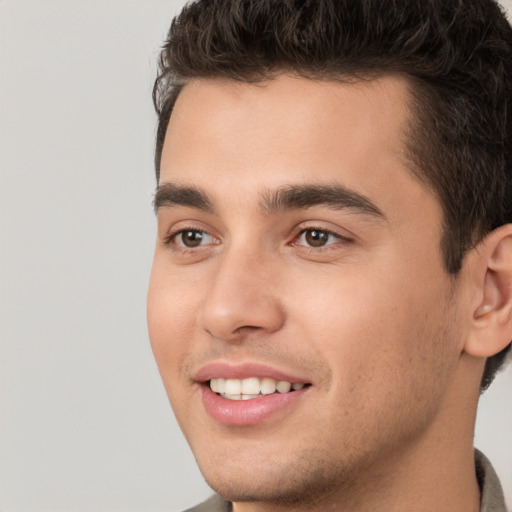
[477,450,508,512]
[185,450,508,512]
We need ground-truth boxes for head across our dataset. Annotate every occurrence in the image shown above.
[148,0,512,507]
[153,0,512,390]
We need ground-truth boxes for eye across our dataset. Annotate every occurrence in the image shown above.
[172,229,216,248]
[295,229,342,248]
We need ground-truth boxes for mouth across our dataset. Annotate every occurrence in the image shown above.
[208,377,310,400]
[195,364,312,425]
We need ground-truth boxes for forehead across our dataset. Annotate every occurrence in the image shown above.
[159,74,432,219]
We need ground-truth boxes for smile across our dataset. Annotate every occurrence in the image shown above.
[195,363,312,425]
[210,377,307,400]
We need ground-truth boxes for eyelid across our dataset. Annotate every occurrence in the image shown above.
[293,220,354,240]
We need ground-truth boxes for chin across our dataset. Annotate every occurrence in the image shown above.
[194,444,355,507]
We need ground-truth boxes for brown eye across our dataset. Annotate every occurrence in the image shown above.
[177,230,210,248]
[297,229,341,248]
[305,230,328,247]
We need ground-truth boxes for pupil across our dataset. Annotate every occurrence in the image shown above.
[183,231,203,247]
[305,230,328,247]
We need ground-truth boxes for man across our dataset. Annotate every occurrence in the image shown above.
[147,0,512,511]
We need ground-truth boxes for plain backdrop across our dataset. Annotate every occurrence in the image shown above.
[0,1,511,511]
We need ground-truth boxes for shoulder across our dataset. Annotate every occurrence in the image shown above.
[183,494,231,512]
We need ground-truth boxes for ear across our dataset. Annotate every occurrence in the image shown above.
[464,224,512,357]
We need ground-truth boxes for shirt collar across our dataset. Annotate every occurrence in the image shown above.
[475,449,508,512]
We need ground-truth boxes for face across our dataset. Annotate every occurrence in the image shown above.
[148,75,467,507]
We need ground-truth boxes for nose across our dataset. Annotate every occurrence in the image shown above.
[198,246,286,342]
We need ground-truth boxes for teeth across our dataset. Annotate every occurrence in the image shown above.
[209,377,307,399]
[241,394,260,400]
[222,393,260,401]
[276,381,291,393]
[242,377,260,394]
[210,378,224,393]
[224,379,242,395]
[261,377,276,395]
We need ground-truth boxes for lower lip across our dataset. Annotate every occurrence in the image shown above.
[200,385,308,425]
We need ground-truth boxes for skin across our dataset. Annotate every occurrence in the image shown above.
[147,74,508,511]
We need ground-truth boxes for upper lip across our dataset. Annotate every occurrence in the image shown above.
[193,361,311,384]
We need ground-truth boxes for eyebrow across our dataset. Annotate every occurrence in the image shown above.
[261,184,385,219]
[153,182,385,220]
[153,182,214,213]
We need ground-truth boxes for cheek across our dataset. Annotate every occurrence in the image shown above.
[289,261,459,413]
[147,258,200,395]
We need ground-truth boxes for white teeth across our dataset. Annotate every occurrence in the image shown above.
[221,393,260,401]
[276,381,291,393]
[210,378,224,393]
[224,379,242,395]
[241,377,260,395]
[260,377,277,395]
[222,393,246,400]
[210,377,308,399]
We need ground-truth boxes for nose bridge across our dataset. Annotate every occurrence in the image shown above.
[199,239,285,341]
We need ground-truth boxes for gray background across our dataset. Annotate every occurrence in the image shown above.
[0,1,510,511]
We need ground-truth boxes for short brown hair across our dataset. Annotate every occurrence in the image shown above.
[153,0,512,389]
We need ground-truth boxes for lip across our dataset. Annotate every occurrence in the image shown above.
[200,384,309,425]
[194,362,312,426]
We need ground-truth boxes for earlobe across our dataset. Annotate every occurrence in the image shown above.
[465,224,512,358]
